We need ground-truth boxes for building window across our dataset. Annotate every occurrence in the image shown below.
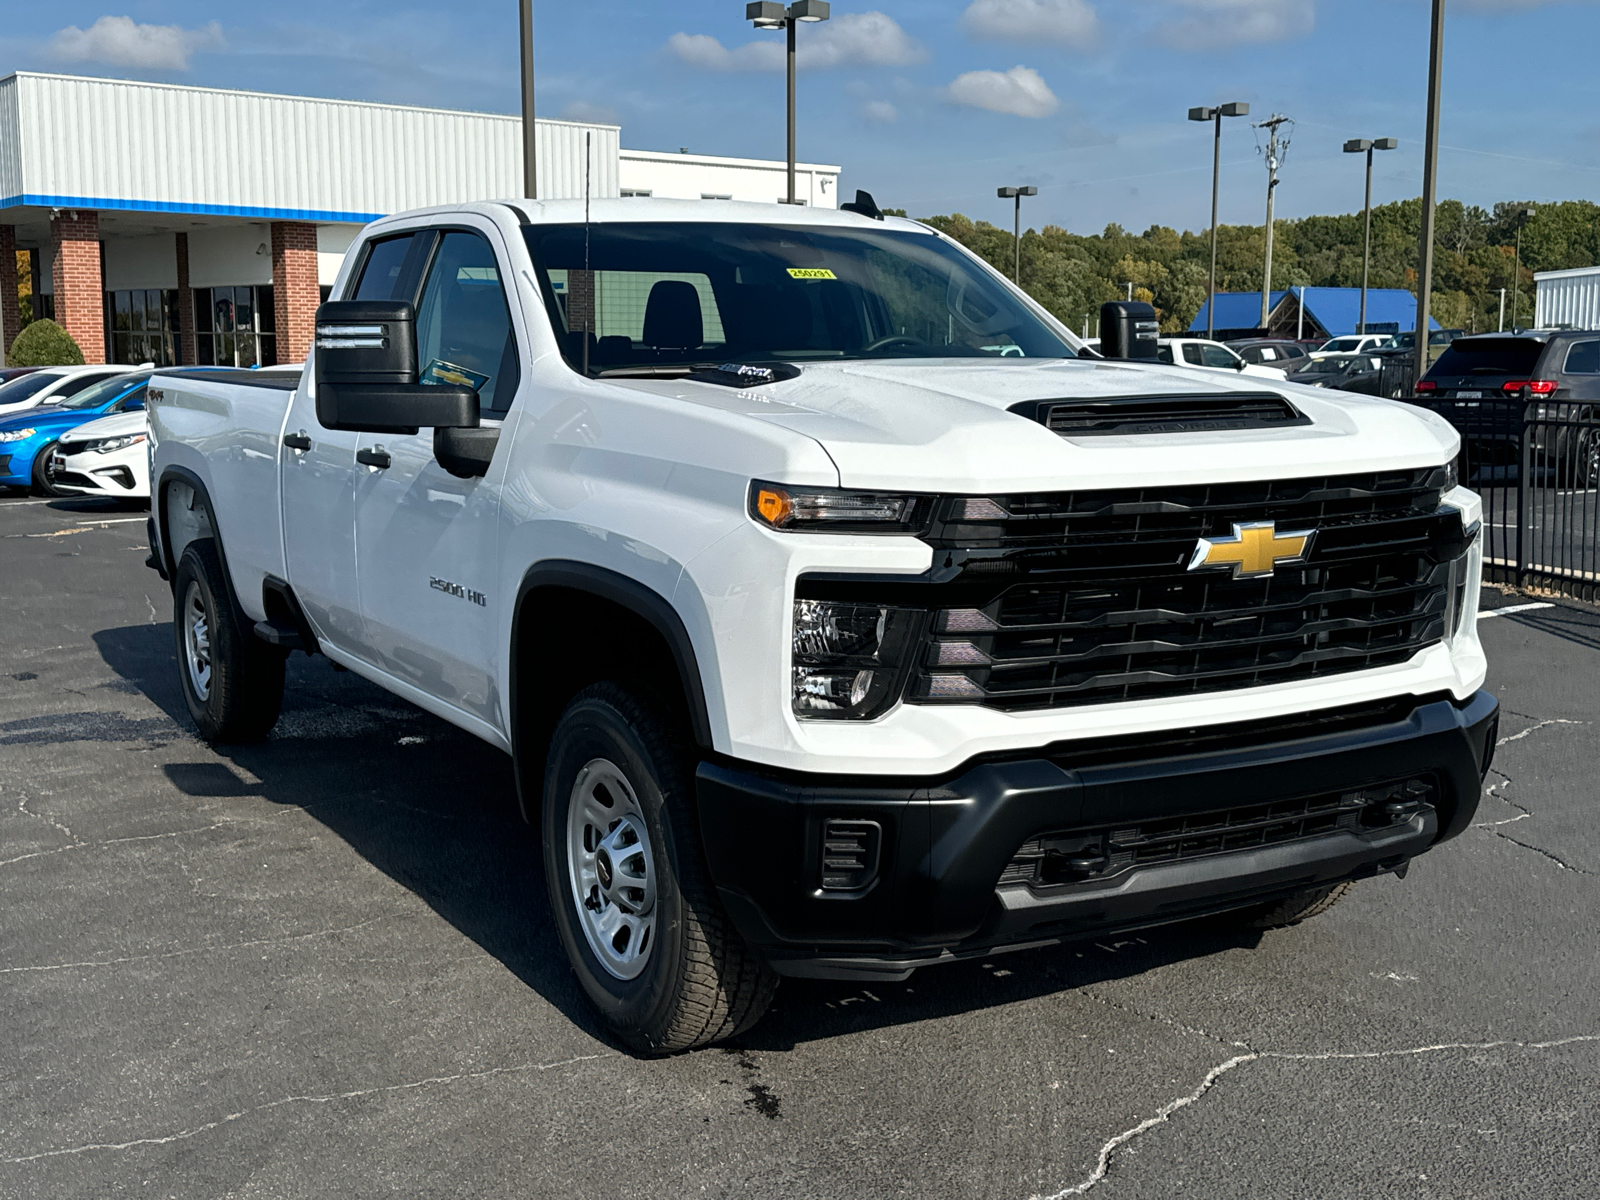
[621,189,652,198]
[700,194,732,201]
[193,285,276,367]
[105,289,180,366]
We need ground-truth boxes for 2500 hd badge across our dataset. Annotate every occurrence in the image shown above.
[429,576,487,606]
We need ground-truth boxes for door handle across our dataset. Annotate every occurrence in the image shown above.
[356,448,391,470]
[283,432,312,451]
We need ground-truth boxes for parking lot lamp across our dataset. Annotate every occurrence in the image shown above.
[748,1,830,205]
[1512,205,1536,331]
[996,186,1037,284]
[1344,137,1398,335]
[1189,102,1250,339]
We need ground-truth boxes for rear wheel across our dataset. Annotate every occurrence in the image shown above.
[30,441,64,497]
[173,538,285,743]
[1229,881,1354,930]
[543,683,777,1054]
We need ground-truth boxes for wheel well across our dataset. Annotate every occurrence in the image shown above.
[511,580,707,823]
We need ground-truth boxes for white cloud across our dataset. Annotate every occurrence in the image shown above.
[860,100,898,123]
[560,100,619,126]
[666,12,923,72]
[49,15,225,71]
[946,66,1059,118]
[1153,0,1314,51]
[1456,0,1596,8]
[962,0,1100,48]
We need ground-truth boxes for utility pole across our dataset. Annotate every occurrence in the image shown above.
[1511,206,1536,331]
[1414,0,1446,385]
[1189,102,1249,340]
[519,0,537,198]
[1256,114,1291,330]
[996,186,1037,284]
[1499,287,1507,332]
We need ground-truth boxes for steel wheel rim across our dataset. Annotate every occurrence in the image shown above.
[566,757,657,981]
[182,580,213,702]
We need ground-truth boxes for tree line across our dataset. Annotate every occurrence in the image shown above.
[895,199,1600,337]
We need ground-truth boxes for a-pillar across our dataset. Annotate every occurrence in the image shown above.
[174,232,197,365]
[0,225,18,360]
[50,211,105,364]
[270,222,318,365]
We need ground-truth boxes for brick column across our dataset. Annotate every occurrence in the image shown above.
[174,232,196,366]
[0,225,18,359]
[50,211,105,364]
[270,221,318,365]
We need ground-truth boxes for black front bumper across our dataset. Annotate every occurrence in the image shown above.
[697,690,1498,980]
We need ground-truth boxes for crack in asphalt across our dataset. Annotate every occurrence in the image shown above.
[10,786,82,847]
[1491,835,1596,876]
[0,1053,611,1166]
[0,816,265,870]
[1034,1034,1600,1197]
[1497,717,1586,746]
[0,914,407,975]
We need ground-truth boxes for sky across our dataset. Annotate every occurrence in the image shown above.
[3,1,1600,235]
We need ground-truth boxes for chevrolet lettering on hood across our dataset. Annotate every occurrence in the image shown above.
[1188,521,1314,579]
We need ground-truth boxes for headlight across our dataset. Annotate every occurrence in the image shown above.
[0,428,36,442]
[87,433,146,454]
[752,481,930,534]
[792,599,919,719]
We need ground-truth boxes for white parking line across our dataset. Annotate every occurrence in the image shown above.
[1478,602,1556,620]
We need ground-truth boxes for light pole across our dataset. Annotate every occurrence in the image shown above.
[1189,102,1249,339]
[1343,137,1398,335]
[1414,0,1445,385]
[1511,205,1536,330]
[519,0,537,197]
[997,185,1037,284]
[748,1,830,205]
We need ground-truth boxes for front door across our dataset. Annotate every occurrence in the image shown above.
[352,225,522,735]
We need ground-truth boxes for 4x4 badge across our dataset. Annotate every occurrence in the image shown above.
[1188,521,1314,579]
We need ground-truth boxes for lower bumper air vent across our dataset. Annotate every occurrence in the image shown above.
[820,819,882,891]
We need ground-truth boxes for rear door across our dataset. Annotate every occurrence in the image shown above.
[282,230,432,658]
[350,222,522,735]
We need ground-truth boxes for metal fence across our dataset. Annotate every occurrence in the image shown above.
[1410,397,1600,603]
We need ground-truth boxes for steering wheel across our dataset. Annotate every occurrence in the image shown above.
[862,335,922,354]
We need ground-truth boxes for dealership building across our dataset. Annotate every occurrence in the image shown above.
[0,71,840,366]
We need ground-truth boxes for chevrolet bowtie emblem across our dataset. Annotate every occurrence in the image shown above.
[1188,521,1315,579]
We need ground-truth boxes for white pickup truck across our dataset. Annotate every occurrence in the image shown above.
[147,197,1497,1054]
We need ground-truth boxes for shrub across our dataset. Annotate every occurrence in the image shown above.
[7,319,85,367]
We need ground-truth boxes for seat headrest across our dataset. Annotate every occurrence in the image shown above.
[643,280,704,350]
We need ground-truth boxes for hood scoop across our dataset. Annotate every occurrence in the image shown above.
[1009,392,1309,437]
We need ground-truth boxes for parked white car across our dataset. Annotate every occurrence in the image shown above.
[1310,334,1389,359]
[49,409,150,500]
[1157,337,1289,380]
[0,364,142,412]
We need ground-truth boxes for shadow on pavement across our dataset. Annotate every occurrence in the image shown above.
[92,620,1262,1054]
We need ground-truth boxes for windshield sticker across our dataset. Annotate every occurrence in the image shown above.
[421,359,491,391]
[786,268,837,280]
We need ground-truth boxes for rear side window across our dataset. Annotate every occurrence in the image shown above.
[1156,345,1174,364]
[352,234,418,301]
[1563,340,1600,374]
[1431,338,1545,377]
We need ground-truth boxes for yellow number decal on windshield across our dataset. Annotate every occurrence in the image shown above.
[786,268,837,280]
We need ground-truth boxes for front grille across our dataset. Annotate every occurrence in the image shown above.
[910,467,1460,712]
[998,777,1438,891]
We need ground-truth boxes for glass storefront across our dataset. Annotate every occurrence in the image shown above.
[194,285,276,367]
[106,289,181,366]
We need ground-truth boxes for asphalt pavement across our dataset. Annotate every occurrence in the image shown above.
[2,492,1597,1199]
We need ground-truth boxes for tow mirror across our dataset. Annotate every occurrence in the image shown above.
[313,300,477,436]
[1098,301,1159,360]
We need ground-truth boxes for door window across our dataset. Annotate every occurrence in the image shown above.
[1201,344,1239,369]
[414,232,520,415]
[1563,340,1600,375]
[1182,343,1205,366]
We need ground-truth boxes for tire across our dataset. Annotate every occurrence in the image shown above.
[31,441,64,498]
[1229,881,1354,930]
[173,538,285,743]
[543,683,777,1055]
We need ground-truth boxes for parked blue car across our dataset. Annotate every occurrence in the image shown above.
[0,372,152,496]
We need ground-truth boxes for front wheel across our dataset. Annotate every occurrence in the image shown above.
[542,683,777,1054]
[31,441,64,497]
[173,538,286,742]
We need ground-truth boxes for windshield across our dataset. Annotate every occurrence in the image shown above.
[522,221,1079,375]
[0,372,63,406]
[1430,338,1545,377]
[55,373,149,410]
[1321,338,1360,352]
[1300,357,1359,375]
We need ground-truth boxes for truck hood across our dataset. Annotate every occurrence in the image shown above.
[615,358,1460,492]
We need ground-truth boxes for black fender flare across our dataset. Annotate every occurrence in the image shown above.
[510,560,715,820]
[155,465,250,633]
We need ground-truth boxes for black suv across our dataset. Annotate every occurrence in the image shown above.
[1416,331,1600,485]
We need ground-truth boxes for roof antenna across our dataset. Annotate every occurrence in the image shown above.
[840,189,884,220]
[583,130,592,376]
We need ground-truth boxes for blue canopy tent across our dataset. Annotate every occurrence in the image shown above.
[1190,288,1441,340]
